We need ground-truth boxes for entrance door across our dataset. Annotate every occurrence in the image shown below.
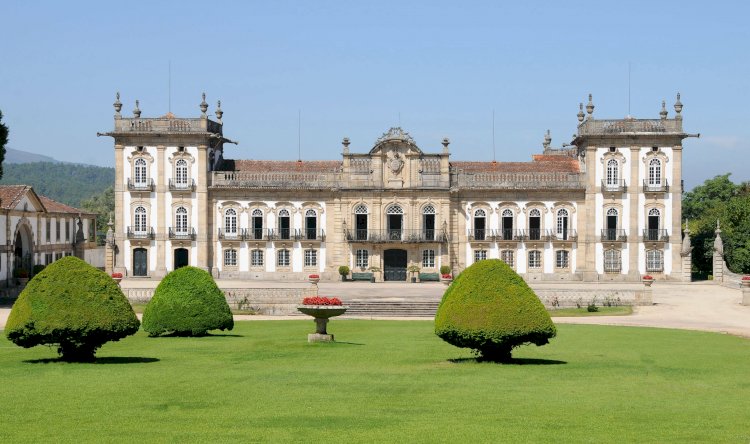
[174,248,189,269]
[384,249,407,281]
[133,248,148,276]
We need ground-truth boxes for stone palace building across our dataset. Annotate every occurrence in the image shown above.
[101,93,696,282]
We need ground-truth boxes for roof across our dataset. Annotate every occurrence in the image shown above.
[220,159,342,173]
[39,195,96,215]
[451,155,580,174]
[0,185,95,215]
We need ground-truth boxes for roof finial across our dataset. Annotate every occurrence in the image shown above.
[113,92,122,117]
[133,99,141,118]
[543,130,551,150]
[200,92,208,117]
[660,100,668,119]
[215,100,223,123]
[674,92,683,120]
[577,102,585,123]
[442,137,450,154]
[586,93,594,117]
[342,137,350,154]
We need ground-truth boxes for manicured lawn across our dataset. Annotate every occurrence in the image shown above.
[1,321,749,442]
[549,306,633,317]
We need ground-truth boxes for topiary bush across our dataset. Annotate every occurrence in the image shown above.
[142,266,233,337]
[434,259,556,362]
[5,256,140,362]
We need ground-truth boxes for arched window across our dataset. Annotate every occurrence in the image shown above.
[175,159,188,187]
[605,208,619,241]
[386,204,403,214]
[354,204,368,241]
[175,206,188,234]
[134,206,147,233]
[556,209,569,240]
[251,209,264,240]
[134,158,147,186]
[606,159,619,185]
[473,208,487,241]
[224,208,237,236]
[386,204,403,240]
[278,209,291,240]
[423,205,436,241]
[648,158,662,186]
[354,204,368,214]
[647,208,661,241]
[305,209,317,240]
[500,209,514,240]
[528,208,542,241]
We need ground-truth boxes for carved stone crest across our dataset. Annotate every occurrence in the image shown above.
[388,151,404,175]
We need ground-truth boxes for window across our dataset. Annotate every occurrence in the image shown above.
[356,249,369,268]
[474,249,487,263]
[528,208,542,240]
[473,208,487,240]
[528,250,542,269]
[647,208,661,240]
[278,209,291,240]
[45,253,53,264]
[556,250,569,268]
[304,249,317,267]
[224,208,237,236]
[134,206,147,233]
[500,209,514,240]
[251,209,264,240]
[305,209,317,240]
[500,250,514,267]
[386,205,403,241]
[46,220,51,243]
[251,249,264,267]
[277,249,290,267]
[224,249,237,266]
[648,158,662,186]
[354,204,368,241]
[175,206,188,234]
[56,220,60,241]
[134,158,147,186]
[175,159,188,187]
[606,159,619,185]
[422,249,435,268]
[556,209,569,240]
[423,205,436,241]
[604,249,621,273]
[66,220,70,242]
[646,250,664,272]
[605,208,618,240]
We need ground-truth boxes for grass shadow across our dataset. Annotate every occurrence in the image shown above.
[146,333,244,338]
[448,357,567,365]
[330,341,365,346]
[24,357,160,364]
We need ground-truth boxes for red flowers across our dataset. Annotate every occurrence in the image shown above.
[742,276,750,281]
[642,275,654,280]
[308,274,320,279]
[441,274,452,279]
[302,296,342,306]
[111,272,123,279]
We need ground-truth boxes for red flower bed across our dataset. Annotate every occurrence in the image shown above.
[441,274,452,279]
[302,296,342,306]
[308,274,320,279]
[742,276,750,281]
[111,272,123,279]
[642,275,654,280]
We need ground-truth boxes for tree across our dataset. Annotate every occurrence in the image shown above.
[142,266,233,336]
[5,256,140,361]
[81,186,115,244]
[434,259,556,362]
[0,110,8,180]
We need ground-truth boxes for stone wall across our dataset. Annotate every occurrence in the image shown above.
[535,288,647,308]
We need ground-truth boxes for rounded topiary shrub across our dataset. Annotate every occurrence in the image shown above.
[435,259,556,362]
[5,256,140,362]
[142,266,233,336]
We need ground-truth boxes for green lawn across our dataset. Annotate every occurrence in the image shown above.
[1,321,749,442]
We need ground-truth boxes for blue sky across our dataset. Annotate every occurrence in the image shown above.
[1,1,748,189]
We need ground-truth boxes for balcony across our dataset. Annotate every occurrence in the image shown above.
[601,229,628,242]
[468,229,492,242]
[550,229,578,242]
[295,229,326,242]
[127,178,154,192]
[245,228,274,241]
[523,229,549,242]
[345,229,447,243]
[218,228,247,241]
[601,180,627,194]
[496,229,525,242]
[643,179,670,194]
[169,179,196,192]
[127,226,154,240]
[168,227,196,241]
[642,229,669,243]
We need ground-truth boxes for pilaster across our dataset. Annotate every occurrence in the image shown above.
[155,145,167,276]
[628,145,640,278]
[114,144,125,274]
[196,145,209,271]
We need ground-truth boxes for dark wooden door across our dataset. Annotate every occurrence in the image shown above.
[174,248,189,269]
[133,248,148,276]
[384,249,407,281]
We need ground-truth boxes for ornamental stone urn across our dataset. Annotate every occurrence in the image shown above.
[297,305,348,342]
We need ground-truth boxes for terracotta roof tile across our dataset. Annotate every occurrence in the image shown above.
[0,185,31,210]
[220,159,342,173]
[38,195,95,215]
[451,156,579,173]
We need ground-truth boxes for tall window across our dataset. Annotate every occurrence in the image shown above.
[66,220,70,242]
[647,208,661,240]
[224,208,237,236]
[251,209,264,240]
[277,249,290,267]
[46,220,51,242]
[134,158,147,186]
[422,249,435,268]
[175,159,188,187]
[304,249,317,267]
[648,158,662,186]
[474,249,487,263]
[356,249,369,268]
[251,249,264,267]
[556,250,569,268]
[354,204,368,241]
[386,204,403,241]
[604,249,621,273]
[423,205,436,241]
[501,250,514,267]
[175,206,188,234]
[606,159,619,186]
[528,250,542,269]
[501,209,514,240]
[278,209,291,240]
[305,209,317,240]
[646,250,664,272]
[605,208,618,241]
[556,209,569,240]
[134,206,147,233]
[528,208,542,240]
[56,220,61,241]
[224,249,237,266]
[473,209,486,240]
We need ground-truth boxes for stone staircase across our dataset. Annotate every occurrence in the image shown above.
[343,300,439,317]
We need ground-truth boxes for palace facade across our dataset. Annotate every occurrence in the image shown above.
[102,93,695,282]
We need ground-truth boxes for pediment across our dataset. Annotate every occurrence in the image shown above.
[368,127,423,155]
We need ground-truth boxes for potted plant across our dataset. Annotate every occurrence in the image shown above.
[642,275,654,287]
[297,296,348,342]
[338,266,350,282]
[32,264,46,276]
[111,272,123,284]
[368,266,381,283]
[308,273,320,285]
[13,268,29,287]
[407,264,420,283]
[741,276,750,288]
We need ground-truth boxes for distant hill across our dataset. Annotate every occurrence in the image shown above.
[5,147,59,164]
[0,162,114,208]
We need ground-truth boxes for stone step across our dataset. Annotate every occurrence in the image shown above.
[344,301,439,317]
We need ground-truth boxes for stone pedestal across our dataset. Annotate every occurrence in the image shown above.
[308,333,334,342]
[741,282,750,306]
[637,282,653,306]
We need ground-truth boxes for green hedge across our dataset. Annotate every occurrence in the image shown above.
[5,256,140,361]
[142,267,233,337]
[434,259,556,361]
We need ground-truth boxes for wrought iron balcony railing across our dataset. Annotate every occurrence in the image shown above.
[496,229,526,241]
[218,228,247,240]
[168,178,196,192]
[601,229,628,242]
[523,228,549,242]
[549,229,578,242]
[643,179,670,193]
[295,229,326,241]
[245,228,274,241]
[468,229,491,242]
[345,229,447,243]
[168,227,196,241]
[642,229,669,242]
[127,226,155,240]
[601,179,627,193]
[127,178,154,192]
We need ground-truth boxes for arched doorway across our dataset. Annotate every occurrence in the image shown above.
[13,223,34,272]
[133,248,148,276]
[174,248,189,269]
[384,249,407,281]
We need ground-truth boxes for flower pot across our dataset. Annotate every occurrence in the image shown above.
[308,277,320,285]
[297,305,349,342]
[17,278,29,287]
